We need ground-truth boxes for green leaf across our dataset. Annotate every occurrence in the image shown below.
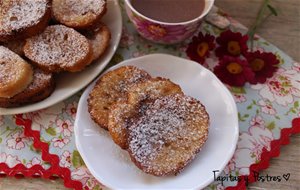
[247,105,253,110]
[23,159,26,164]
[294,101,299,108]
[267,4,278,16]
[267,122,275,130]
[0,137,2,144]
[275,52,285,65]
[43,162,51,166]
[29,144,41,153]
[244,114,250,118]
[93,185,101,190]
[72,150,85,168]
[87,181,92,187]
[208,184,216,189]
[46,127,56,136]
[238,113,245,122]
[231,87,246,94]
[261,41,270,46]
[113,53,124,63]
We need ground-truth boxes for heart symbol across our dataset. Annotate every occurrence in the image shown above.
[283,173,290,181]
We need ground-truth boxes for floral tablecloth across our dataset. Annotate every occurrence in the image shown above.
[0,115,54,179]
[1,1,300,190]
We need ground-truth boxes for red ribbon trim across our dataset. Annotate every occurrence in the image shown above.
[15,115,83,190]
[226,118,300,189]
[0,163,58,179]
[14,115,300,190]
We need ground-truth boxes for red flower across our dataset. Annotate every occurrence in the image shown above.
[214,56,254,87]
[216,30,248,58]
[245,51,279,84]
[186,32,215,64]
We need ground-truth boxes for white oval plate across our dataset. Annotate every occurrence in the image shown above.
[75,54,239,190]
[0,0,122,115]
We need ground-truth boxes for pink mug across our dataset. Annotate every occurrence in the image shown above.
[124,0,215,44]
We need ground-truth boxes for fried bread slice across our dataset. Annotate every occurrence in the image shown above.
[127,77,184,105]
[0,68,55,108]
[0,0,51,42]
[83,23,111,61]
[108,78,184,149]
[88,66,151,130]
[108,102,136,149]
[0,39,25,56]
[0,46,33,98]
[127,94,210,176]
[52,0,107,29]
[24,25,93,72]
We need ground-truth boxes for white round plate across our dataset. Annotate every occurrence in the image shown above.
[75,54,239,190]
[0,0,122,115]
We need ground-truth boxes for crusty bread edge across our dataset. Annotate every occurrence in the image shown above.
[127,131,209,176]
[0,73,55,108]
[52,1,107,30]
[87,66,152,130]
[0,2,51,42]
[126,97,211,176]
[23,26,94,73]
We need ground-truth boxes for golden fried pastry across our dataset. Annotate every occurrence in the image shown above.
[108,102,136,149]
[1,39,25,56]
[0,68,55,108]
[0,0,51,42]
[52,0,107,29]
[88,66,151,130]
[127,77,183,105]
[24,25,93,72]
[83,23,111,61]
[127,94,210,176]
[0,46,33,98]
[108,78,184,149]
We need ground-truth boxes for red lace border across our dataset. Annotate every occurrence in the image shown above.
[226,118,300,190]
[11,115,300,190]
[0,163,58,179]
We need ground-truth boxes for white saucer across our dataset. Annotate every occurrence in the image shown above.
[75,54,239,190]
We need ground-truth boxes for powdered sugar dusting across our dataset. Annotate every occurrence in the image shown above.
[128,78,183,104]
[0,46,33,98]
[26,69,52,91]
[25,25,90,67]
[110,103,131,133]
[58,0,105,19]
[1,39,25,56]
[116,67,151,94]
[128,94,209,175]
[0,46,25,85]
[0,0,48,35]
